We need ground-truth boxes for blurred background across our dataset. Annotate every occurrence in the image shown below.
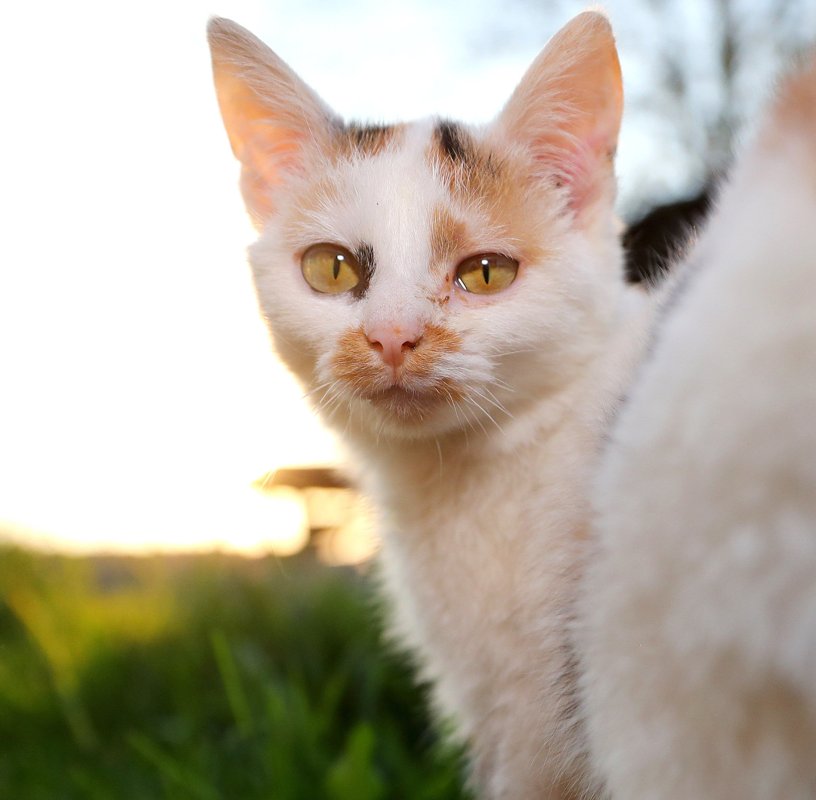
[1,0,814,797]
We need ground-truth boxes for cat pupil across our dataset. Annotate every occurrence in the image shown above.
[482,260,490,284]
[333,255,343,280]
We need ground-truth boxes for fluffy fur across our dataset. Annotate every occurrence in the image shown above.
[209,13,652,798]
[580,54,816,798]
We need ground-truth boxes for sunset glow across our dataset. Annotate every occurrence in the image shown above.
[0,2,342,556]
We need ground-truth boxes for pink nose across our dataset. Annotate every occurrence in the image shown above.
[365,323,423,369]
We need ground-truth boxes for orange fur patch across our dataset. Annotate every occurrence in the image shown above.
[408,323,462,380]
[332,324,462,383]
[429,124,556,269]
[330,324,465,421]
[331,327,377,388]
[430,206,469,273]
[762,54,816,179]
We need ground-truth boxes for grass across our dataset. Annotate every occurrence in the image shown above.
[0,546,470,799]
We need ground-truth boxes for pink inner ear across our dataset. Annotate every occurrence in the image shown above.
[238,127,306,223]
[496,12,623,218]
[539,125,618,213]
[209,19,336,228]
[240,163,275,225]
[215,69,310,224]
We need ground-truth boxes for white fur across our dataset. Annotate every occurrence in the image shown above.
[580,62,816,798]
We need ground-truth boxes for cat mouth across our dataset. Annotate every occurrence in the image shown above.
[364,385,445,421]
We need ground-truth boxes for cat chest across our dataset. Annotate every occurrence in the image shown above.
[379,454,584,627]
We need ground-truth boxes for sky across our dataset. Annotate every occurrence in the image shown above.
[1,0,811,554]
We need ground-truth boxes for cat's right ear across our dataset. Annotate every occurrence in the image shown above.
[207,18,338,227]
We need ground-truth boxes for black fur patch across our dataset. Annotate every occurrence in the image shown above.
[623,189,713,285]
[343,123,395,155]
[351,242,375,298]
[436,120,471,164]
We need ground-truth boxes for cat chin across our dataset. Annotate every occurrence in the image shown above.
[365,386,440,421]
[339,390,475,441]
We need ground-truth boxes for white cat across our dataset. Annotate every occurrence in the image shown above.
[208,12,650,798]
[580,54,816,798]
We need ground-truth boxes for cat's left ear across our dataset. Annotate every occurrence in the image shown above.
[208,18,338,227]
[492,12,623,219]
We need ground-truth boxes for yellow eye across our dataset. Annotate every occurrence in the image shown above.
[454,253,519,294]
[301,244,362,294]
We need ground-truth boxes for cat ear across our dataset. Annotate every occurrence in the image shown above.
[207,18,339,227]
[493,12,623,218]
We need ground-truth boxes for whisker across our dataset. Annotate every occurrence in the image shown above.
[497,347,541,357]
[462,396,490,435]
[488,376,515,393]
[302,380,334,400]
[471,386,512,418]
[464,395,501,433]
[443,388,470,448]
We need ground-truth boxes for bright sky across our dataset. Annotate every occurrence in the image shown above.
[2,0,790,554]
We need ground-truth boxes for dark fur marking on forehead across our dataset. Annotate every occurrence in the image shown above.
[432,120,505,204]
[340,122,399,156]
[436,120,473,164]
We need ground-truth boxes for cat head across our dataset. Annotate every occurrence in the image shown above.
[208,13,624,441]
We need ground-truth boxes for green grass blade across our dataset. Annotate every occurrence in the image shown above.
[127,731,220,800]
[210,629,254,737]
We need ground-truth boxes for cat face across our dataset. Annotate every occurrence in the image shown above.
[209,13,624,440]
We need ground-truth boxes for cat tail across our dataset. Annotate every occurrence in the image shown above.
[578,54,816,799]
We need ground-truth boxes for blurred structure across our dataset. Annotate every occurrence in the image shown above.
[549,0,816,218]
[255,469,379,567]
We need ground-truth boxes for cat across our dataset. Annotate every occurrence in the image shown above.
[579,53,816,798]
[207,12,653,798]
